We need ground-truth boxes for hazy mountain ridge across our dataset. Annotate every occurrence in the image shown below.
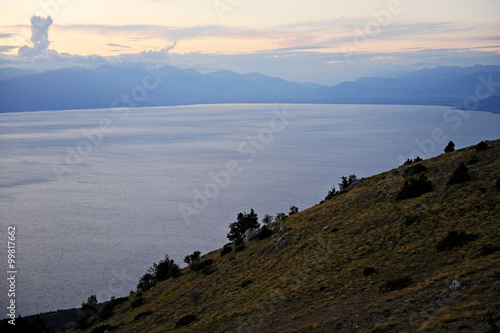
[0,65,499,113]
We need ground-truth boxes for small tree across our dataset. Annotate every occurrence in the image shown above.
[81,295,98,313]
[153,255,180,281]
[184,251,201,265]
[262,214,274,225]
[324,185,337,200]
[289,206,299,215]
[476,141,488,151]
[396,175,433,200]
[444,141,455,153]
[339,174,357,191]
[137,272,155,291]
[227,209,260,243]
[275,212,287,220]
[447,163,471,185]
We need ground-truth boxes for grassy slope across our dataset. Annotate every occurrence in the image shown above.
[78,140,500,333]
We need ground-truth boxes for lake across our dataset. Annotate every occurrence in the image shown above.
[1,103,499,316]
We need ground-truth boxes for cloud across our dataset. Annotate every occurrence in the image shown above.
[107,43,131,49]
[0,33,16,39]
[0,46,18,53]
[18,16,53,57]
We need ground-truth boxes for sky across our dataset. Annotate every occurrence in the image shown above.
[0,0,499,85]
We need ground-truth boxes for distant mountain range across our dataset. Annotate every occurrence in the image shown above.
[1,64,499,113]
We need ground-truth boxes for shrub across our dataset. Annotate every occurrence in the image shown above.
[404,214,422,226]
[258,225,273,239]
[240,279,253,288]
[137,272,155,291]
[275,212,287,221]
[289,206,299,215]
[403,163,427,177]
[396,175,433,200]
[363,267,376,276]
[131,293,144,308]
[447,163,471,185]
[262,214,274,225]
[184,251,201,265]
[436,231,478,252]
[153,255,180,281]
[235,244,246,253]
[402,157,423,167]
[496,178,500,191]
[444,141,455,153]
[81,295,98,313]
[175,314,196,327]
[190,259,215,272]
[220,243,233,256]
[476,141,488,151]
[134,310,153,321]
[380,276,412,292]
[339,174,357,191]
[227,209,260,243]
[479,244,500,256]
[96,301,114,321]
[324,186,338,200]
[201,265,217,275]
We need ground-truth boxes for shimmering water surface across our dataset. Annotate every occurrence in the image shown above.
[1,104,499,316]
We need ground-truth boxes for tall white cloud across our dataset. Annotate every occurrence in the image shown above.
[18,16,53,57]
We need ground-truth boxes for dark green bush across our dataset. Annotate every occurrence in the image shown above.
[403,163,427,178]
[496,178,500,191]
[404,214,422,226]
[134,311,153,321]
[380,276,412,292]
[220,243,233,256]
[240,279,253,288]
[339,174,357,191]
[447,163,471,185]
[175,314,196,327]
[153,255,180,281]
[324,186,337,201]
[227,209,260,243]
[444,141,455,153]
[363,267,376,276]
[190,259,215,272]
[131,293,144,308]
[479,244,500,256]
[201,265,217,275]
[402,157,423,167]
[137,272,155,291]
[396,175,433,200]
[184,251,201,265]
[96,301,114,321]
[258,225,273,239]
[476,141,488,151]
[137,255,180,291]
[235,244,246,253]
[436,231,478,252]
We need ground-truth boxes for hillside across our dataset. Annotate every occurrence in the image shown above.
[16,139,500,333]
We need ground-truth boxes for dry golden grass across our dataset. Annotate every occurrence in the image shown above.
[73,139,500,333]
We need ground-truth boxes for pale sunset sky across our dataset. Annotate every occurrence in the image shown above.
[0,0,499,84]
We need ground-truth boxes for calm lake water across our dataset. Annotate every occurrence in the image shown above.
[1,104,499,316]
